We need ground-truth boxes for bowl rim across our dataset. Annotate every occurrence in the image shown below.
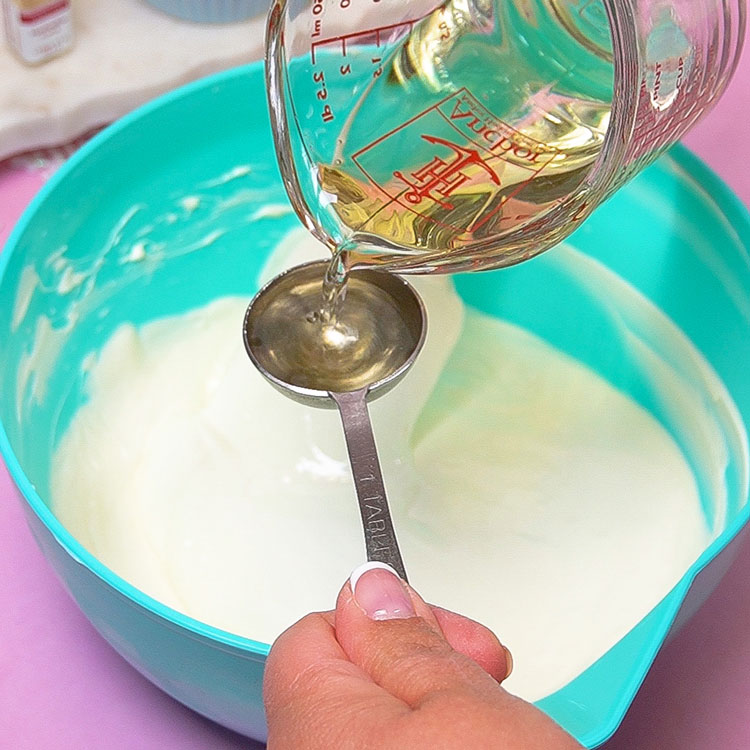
[2,61,750,744]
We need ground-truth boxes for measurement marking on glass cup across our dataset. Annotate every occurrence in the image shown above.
[310,19,422,64]
[630,74,706,157]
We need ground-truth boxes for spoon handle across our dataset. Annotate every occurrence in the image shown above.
[330,388,408,583]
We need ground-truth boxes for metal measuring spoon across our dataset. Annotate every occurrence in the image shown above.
[243,260,426,582]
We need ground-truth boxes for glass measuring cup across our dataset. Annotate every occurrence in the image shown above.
[267,0,745,275]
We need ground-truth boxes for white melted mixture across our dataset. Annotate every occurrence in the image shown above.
[52,231,713,701]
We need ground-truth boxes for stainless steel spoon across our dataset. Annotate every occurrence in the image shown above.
[243,260,426,582]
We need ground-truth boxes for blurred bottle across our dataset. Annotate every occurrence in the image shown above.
[1,0,74,65]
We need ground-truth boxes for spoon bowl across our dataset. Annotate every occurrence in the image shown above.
[243,260,426,406]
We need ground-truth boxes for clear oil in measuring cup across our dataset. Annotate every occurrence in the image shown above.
[326,0,612,255]
[272,0,616,279]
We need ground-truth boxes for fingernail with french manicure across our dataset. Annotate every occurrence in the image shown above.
[349,562,416,621]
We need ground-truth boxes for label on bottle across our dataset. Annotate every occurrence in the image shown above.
[2,0,73,65]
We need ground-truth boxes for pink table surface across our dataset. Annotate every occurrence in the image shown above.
[2,42,750,750]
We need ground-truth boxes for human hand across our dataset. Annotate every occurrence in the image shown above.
[264,562,583,749]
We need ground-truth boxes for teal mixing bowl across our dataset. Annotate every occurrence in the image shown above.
[1,62,750,747]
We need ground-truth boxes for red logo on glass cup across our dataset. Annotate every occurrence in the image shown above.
[394,135,501,210]
[351,88,557,235]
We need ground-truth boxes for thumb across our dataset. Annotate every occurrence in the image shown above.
[335,565,582,749]
[335,562,507,707]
